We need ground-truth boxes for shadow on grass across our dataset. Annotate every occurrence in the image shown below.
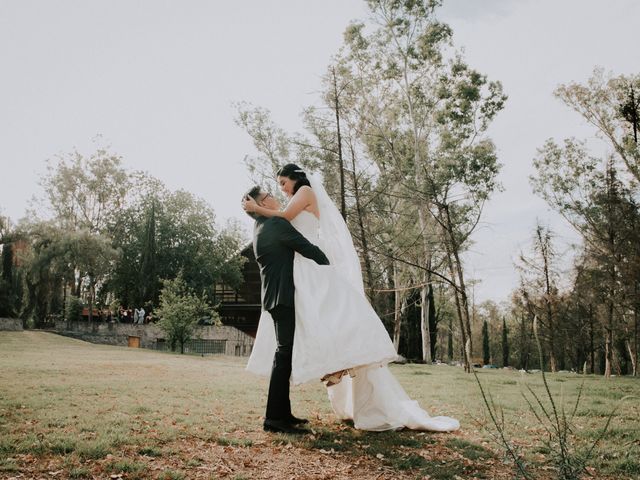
[446,438,494,460]
[283,423,494,479]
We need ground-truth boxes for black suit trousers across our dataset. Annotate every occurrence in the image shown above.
[265,304,295,420]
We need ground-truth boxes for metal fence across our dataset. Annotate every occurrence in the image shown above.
[153,338,227,355]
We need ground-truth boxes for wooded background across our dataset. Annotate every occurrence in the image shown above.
[1,1,638,377]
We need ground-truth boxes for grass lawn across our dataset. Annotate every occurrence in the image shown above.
[0,331,638,479]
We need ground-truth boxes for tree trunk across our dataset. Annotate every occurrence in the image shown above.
[447,313,453,362]
[416,205,434,364]
[332,67,346,220]
[349,143,374,301]
[444,244,470,372]
[626,338,637,377]
[444,205,473,360]
[537,226,557,373]
[392,262,402,350]
[420,279,432,363]
[502,317,509,367]
[589,304,595,374]
[88,278,95,322]
[427,282,438,361]
[518,314,525,369]
[632,307,638,377]
[75,270,82,297]
[604,301,614,378]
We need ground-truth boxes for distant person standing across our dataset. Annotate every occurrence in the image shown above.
[138,306,146,325]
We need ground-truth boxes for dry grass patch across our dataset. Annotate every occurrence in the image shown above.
[0,331,638,479]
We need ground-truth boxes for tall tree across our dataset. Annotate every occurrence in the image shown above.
[502,317,509,367]
[139,199,158,304]
[482,319,490,365]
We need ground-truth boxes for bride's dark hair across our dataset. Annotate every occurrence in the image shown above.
[277,163,311,195]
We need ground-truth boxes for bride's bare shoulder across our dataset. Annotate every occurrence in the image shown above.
[296,185,316,199]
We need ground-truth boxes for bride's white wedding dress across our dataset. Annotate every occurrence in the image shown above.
[247,192,459,432]
[246,210,398,384]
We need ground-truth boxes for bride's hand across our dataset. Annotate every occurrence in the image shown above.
[242,196,257,212]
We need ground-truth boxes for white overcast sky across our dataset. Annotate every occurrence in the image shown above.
[1,0,638,304]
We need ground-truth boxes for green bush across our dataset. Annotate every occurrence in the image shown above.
[66,296,83,322]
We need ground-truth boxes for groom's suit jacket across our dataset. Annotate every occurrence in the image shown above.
[253,216,329,312]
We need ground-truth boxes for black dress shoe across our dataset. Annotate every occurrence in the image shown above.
[284,415,309,425]
[263,418,308,434]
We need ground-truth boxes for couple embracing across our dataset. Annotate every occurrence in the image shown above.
[242,164,459,434]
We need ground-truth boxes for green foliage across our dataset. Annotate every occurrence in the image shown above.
[0,242,17,317]
[39,146,130,233]
[155,273,214,354]
[17,144,245,324]
[107,187,245,308]
[65,295,83,322]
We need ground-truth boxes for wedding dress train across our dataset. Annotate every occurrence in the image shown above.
[327,363,460,432]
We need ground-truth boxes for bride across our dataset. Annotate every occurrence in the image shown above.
[243,164,459,432]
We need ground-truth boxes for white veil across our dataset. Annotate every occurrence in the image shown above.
[308,173,365,297]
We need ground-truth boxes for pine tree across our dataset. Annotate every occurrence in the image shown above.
[482,319,491,365]
[502,317,510,367]
[139,200,157,305]
[0,242,14,316]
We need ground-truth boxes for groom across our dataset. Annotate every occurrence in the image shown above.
[244,186,329,434]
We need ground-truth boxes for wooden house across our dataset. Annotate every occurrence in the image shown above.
[214,244,261,337]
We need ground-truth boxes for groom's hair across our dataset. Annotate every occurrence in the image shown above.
[243,185,262,220]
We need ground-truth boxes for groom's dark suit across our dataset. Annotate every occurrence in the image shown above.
[253,215,329,423]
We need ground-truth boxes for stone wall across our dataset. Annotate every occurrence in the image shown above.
[53,320,255,356]
[0,318,23,331]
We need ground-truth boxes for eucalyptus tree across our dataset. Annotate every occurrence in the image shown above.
[555,69,640,182]
[331,0,506,370]
[39,147,130,234]
[235,1,506,369]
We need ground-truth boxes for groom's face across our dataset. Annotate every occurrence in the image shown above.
[258,191,280,210]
